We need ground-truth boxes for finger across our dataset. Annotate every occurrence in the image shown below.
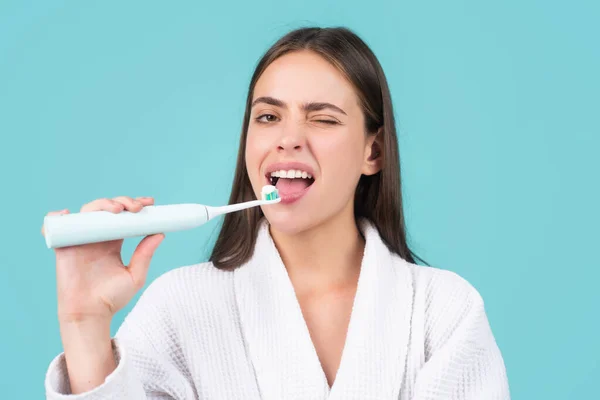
[81,198,124,213]
[112,196,144,212]
[128,234,165,289]
[135,196,155,206]
[41,209,70,235]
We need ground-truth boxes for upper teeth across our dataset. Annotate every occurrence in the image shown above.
[271,169,312,179]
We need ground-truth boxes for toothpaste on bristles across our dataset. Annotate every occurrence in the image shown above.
[261,185,280,201]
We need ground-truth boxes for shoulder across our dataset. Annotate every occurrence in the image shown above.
[114,262,235,368]
[400,257,485,309]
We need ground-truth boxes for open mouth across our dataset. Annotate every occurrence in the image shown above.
[266,169,315,202]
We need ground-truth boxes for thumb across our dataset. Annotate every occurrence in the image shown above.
[128,233,165,289]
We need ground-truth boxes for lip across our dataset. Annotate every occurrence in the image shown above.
[263,161,316,205]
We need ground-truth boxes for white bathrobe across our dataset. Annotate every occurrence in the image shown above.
[45,219,510,399]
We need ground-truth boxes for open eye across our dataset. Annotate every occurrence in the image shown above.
[256,114,279,123]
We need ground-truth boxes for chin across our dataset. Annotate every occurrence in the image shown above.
[261,207,319,237]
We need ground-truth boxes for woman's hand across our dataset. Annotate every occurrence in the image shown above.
[42,196,165,394]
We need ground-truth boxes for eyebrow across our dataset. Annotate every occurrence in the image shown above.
[251,96,347,116]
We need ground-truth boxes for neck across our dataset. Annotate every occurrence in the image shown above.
[269,209,365,294]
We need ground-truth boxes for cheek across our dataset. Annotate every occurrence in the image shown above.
[314,132,365,184]
[245,130,272,183]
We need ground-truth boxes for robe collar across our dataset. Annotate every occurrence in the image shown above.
[233,218,414,399]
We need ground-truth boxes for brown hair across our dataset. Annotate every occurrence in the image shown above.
[209,27,424,270]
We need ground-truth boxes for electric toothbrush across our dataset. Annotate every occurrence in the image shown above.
[43,185,280,249]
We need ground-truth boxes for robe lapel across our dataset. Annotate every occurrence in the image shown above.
[233,219,414,400]
[327,219,414,399]
[233,221,330,400]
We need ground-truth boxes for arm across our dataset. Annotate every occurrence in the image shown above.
[45,274,196,400]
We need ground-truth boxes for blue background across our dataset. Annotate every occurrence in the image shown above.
[1,0,598,398]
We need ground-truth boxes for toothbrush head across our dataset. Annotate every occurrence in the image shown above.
[261,185,281,203]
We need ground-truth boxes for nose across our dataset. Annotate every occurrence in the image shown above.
[277,122,306,153]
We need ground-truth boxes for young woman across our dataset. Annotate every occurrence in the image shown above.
[43,27,510,399]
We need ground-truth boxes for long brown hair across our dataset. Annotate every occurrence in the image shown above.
[209,27,423,270]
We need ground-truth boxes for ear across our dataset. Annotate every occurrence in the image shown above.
[362,128,383,176]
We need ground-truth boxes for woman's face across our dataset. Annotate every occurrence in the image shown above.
[245,50,380,235]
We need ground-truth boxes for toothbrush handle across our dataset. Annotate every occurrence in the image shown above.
[43,204,209,249]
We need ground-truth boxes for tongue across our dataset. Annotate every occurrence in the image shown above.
[276,178,310,196]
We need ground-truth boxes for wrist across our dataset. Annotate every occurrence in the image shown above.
[58,319,117,394]
[59,318,111,349]
[58,311,112,327]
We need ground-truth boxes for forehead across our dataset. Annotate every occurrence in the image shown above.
[253,50,359,109]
